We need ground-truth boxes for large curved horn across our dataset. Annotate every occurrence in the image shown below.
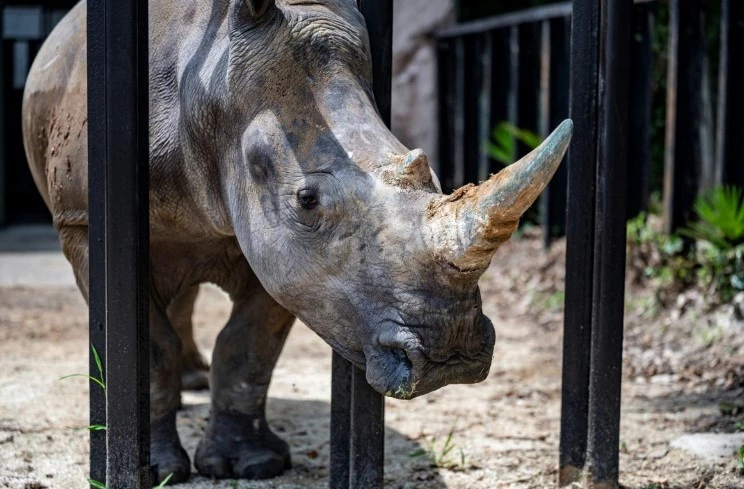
[426,119,573,271]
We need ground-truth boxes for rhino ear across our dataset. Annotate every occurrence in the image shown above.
[233,0,276,23]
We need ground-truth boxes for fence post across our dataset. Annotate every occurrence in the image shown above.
[516,23,541,160]
[87,0,107,484]
[716,0,744,188]
[585,0,631,486]
[559,0,599,484]
[540,16,570,248]
[329,3,391,488]
[436,39,455,192]
[663,0,704,234]
[627,4,653,219]
[88,0,151,486]
[487,29,512,176]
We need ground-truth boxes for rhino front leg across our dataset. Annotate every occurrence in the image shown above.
[150,299,191,484]
[167,285,210,391]
[195,288,294,480]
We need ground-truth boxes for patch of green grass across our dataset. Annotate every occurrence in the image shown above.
[410,427,466,470]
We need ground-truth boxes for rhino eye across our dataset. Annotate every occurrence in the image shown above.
[297,188,318,210]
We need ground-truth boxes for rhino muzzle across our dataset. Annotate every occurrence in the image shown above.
[364,315,496,400]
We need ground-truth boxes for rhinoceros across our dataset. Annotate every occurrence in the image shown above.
[22,0,572,483]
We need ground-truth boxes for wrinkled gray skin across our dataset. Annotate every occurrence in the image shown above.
[22,0,572,484]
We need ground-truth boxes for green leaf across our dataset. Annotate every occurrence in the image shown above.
[87,424,107,431]
[409,448,428,458]
[155,473,174,488]
[88,479,107,489]
[91,343,105,389]
[57,374,106,391]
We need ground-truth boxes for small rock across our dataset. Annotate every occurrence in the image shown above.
[670,433,744,461]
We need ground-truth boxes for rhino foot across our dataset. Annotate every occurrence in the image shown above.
[194,410,291,480]
[151,412,191,485]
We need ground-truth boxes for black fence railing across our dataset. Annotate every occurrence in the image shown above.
[80,0,743,488]
[433,0,744,247]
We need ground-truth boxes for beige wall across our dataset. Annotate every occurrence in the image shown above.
[391,0,455,174]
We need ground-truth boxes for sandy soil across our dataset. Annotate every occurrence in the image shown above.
[1,231,743,489]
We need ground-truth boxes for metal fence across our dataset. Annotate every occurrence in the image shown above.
[434,0,744,246]
[433,0,743,487]
[85,0,743,489]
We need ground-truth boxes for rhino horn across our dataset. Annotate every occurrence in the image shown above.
[427,119,573,272]
[387,149,436,188]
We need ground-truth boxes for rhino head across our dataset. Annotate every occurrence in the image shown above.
[208,0,572,399]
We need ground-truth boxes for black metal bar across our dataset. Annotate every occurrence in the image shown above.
[716,0,744,188]
[434,0,655,39]
[478,34,492,182]
[487,30,511,175]
[663,0,704,234]
[559,0,599,484]
[517,23,541,160]
[329,352,351,489]
[89,0,151,486]
[585,0,631,486]
[452,37,466,188]
[0,0,5,227]
[507,26,519,141]
[435,2,573,39]
[436,39,456,192]
[349,369,385,488]
[627,4,653,219]
[87,0,107,483]
[540,17,570,248]
[463,35,481,185]
[329,3,391,488]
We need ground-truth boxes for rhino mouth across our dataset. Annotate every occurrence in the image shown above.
[364,316,495,400]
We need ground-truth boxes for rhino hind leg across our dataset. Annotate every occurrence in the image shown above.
[150,300,191,484]
[195,288,294,480]
[167,284,210,391]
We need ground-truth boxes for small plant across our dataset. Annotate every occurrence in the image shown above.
[738,445,744,473]
[410,427,466,470]
[89,473,172,489]
[680,185,744,250]
[486,122,542,166]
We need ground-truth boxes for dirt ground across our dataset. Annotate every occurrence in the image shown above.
[1,228,743,489]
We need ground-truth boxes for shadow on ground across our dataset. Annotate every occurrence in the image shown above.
[175,394,448,489]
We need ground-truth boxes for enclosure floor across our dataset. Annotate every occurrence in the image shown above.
[0,226,740,489]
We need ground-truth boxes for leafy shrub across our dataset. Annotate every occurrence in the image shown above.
[486,122,542,166]
[679,185,744,250]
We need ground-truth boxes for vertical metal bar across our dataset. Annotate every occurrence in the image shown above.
[453,37,466,188]
[96,0,151,486]
[463,35,481,185]
[585,0,631,486]
[539,18,569,248]
[507,26,519,141]
[0,0,5,227]
[627,4,653,220]
[541,16,570,248]
[329,352,351,489]
[559,0,599,485]
[436,39,454,191]
[349,370,385,488]
[663,0,704,234]
[488,29,510,175]
[716,0,744,188]
[516,22,541,160]
[346,2,391,488]
[478,34,492,183]
[87,0,107,484]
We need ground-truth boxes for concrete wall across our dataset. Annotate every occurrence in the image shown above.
[391,0,455,174]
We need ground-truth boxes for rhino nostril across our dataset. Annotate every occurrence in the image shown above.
[389,347,413,369]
